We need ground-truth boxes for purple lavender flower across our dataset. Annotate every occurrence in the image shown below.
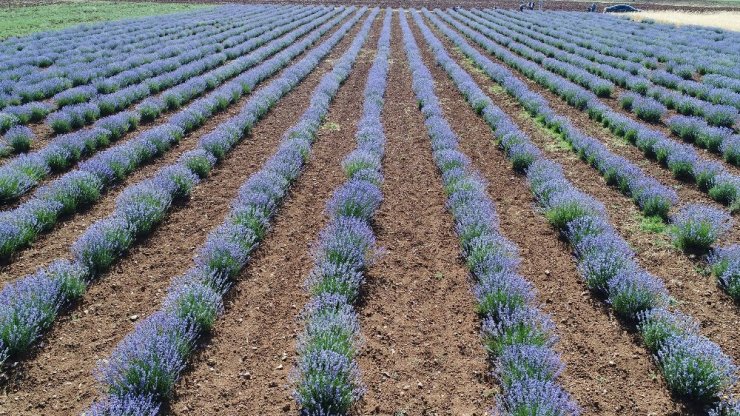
[87,394,160,416]
[3,125,34,152]
[607,269,668,319]
[543,190,605,231]
[115,180,173,236]
[709,245,740,302]
[293,349,364,416]
[670,204,733,252]
[482,307,556,356]
[721,136,740,166]
[178,148,216,178]
[577,233,636,293]
[657,334,738,402]
[195,222,255,279]
[96,311,197,398]
[637,308,699,352]
[163,279,222,333]
[0,272,63,359]
[341,149,381,181]
[708,173,739,206]
[495,378,580,416]
[36,170,103,215]
[326,179,382,222]
[0,167,35,201]
[298,294,361,358]
[306,260,364,303]
[155,164,199,200]
[72,216,134,273]
[475,270,534,320]
[496,344,564,388]
[709,398,740,416]
[466,234,520,277]
[313,217,375,272]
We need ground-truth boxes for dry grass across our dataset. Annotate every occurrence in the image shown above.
[630,10,740,31]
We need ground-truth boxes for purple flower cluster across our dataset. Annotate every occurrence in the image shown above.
[619,92,667,123]
[406,11,578,415]
[0,6,365,371]
[2,125,34,153]
[472,9,740,129]
[709,245,740,302]
[89,8,374,412]
[1,6,306,134]
[426,9,738,405]
[670,204,733,253]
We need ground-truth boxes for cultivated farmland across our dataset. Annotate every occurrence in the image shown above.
[0,4,738,415]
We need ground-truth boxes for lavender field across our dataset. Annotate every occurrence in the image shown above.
[0,4,738,415]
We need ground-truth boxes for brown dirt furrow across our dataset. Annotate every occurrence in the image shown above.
[167,15,381,416]
[417,19,684,415]
[0,14,364,416]
[355,19,489,416]
[0,13,355,287]
[437,14,740,394]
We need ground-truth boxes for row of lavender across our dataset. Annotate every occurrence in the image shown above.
[437,7,740,323]
[423,10,738,411]
[0,6,252,107]
[0,7,318,158]
[0,7,348,261]
[87,9,376,414]
[404,11,579,415]
[293,10,391,414]
[438,10,740,215]
[0,7,360,367]
[0,6,333,203]
[465,9,740,166]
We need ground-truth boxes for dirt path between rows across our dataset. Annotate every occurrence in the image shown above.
[355,18,489,416]
[0,13,363,416]
[167,14,381,416]
[420,17,689,415]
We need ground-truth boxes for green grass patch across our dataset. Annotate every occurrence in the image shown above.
[523,111,573,153]
[0,1,211,39]
[321,121,341,131]
[638,214,668,234]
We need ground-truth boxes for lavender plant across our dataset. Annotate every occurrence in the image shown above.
[670,204,733,253]
[657,334,738,402]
